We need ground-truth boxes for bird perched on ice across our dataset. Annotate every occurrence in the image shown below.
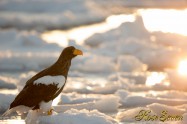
[2,46,83,116]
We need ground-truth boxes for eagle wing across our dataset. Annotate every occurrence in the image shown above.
[10,68,66,109]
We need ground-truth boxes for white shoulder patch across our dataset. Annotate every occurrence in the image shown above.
[34,76,66,89]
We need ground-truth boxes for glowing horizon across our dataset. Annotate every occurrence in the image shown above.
[139,9,187,36]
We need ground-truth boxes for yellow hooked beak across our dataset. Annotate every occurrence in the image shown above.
[73,49,83,55]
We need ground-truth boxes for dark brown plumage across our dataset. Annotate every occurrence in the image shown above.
[3,46,83,116]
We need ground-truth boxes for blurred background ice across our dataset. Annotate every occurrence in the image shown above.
[1,0,187,124]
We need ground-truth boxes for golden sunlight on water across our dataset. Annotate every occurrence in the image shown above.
[178,59,187,76]
[41,14,135,47]
[139,9,187,36]
[146,72,167,86]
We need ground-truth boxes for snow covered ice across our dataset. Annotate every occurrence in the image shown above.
[1,0,187,124]
[26,109,117,124]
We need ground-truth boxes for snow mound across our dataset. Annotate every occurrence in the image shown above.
[115,90,129,101]
[121,95,187,108]
[85,16,149,47]
[115,90,187,107]
[0,0,108,30]
[0,80,16,89]
[73,55,115,73]
[0,29,60,50]
[182,113,187,123]
[116,107,149,122]
[0,29,61,72]
[60,94,119,113]
[117,55,147,72]
[0,93,15,113]
[26,109,117,124]
[85,16,184,70]
[0,76,17,89]
[147,103,185,116]
[117,103,185,123]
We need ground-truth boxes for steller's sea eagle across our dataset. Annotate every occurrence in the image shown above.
[2,46,83,116]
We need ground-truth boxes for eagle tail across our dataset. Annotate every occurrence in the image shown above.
[1,108,16,117]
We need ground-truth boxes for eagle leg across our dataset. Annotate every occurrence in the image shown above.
[47,108,53,115]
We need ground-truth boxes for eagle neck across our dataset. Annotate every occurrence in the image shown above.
[54,58,71,77]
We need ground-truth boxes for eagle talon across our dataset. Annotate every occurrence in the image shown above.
[47,108,54,115]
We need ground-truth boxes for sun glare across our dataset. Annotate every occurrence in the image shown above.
[178,59,187,76]
[139,9,187,36]
[146,72,166,86]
